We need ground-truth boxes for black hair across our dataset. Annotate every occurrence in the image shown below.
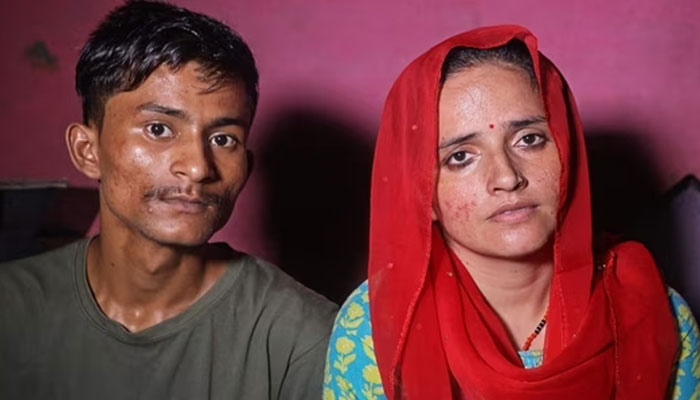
[76,0,259,127]
[441,40,537,87]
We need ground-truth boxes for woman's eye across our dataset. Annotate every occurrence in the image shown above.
[446,151,474,167]
[145,123,173,138]
[515,133,546,148]
[210,134,237,148]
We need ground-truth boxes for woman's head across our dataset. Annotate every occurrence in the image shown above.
[368,27,676,400]
[370,27,596,397]
[434,42,562,263]
[441,40,537,87]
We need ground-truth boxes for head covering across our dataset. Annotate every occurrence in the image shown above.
[368,25,677,399]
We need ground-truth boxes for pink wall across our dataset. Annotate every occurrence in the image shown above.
[1,0,698,296]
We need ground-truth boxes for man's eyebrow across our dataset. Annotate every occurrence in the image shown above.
[137,102,188,120]
[438,132,477,150]
[137,102,249,130]
[505,115,547,130]
[204,117,250,131]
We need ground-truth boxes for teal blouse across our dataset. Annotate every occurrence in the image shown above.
[324,281,700,400]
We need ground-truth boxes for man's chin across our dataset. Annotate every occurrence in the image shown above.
[140,229,216,249]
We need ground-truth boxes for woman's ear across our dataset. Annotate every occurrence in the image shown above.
[65,123,101,180]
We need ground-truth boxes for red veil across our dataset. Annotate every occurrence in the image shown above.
[368,25,677,399]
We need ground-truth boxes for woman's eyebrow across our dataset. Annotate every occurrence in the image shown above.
[438,132,478,150]
[438,115,547,150]
[505,115,547,130]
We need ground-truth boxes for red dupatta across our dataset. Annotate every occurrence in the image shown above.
[368,25,677,399]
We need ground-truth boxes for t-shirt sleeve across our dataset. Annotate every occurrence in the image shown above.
[278,335,330,400]
[324,281,386,400]
[669,288,700,400]
[267,270,338,400]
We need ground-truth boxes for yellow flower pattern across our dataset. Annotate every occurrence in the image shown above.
[338,301,365,336]
[325,282,700,399]
[671,289,700,400]
[335,337,355,354]
[325,282,385,399]
[323,387,336,400]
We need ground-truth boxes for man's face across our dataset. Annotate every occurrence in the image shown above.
[94,62,251,247]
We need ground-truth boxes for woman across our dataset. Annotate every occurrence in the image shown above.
[324,26,699,399]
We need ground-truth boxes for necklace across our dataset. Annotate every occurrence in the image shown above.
[521,311,548,351]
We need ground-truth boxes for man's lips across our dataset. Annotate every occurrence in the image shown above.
[144,185,224,214]
[156,196,213,213]
[487,202,538,223]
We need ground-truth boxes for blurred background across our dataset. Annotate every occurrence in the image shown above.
[0,0,698,306]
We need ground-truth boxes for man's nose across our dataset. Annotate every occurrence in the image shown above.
[170,135,217,183]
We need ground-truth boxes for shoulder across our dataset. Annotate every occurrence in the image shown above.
[329,281,372,365]
[325,281,385,400]
[668,288,699,362]
[222,250,338,359]
[668,288,700,400]
[232,252,338,322]
[0,239,83,277]
[0,240,86,349]
[0,240,85,307]
[332,280,371,338]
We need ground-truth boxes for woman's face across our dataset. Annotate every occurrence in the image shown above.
[434,63,561,262]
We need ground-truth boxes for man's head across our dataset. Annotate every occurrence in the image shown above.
[67,1,258,247]
[76,0,258,129]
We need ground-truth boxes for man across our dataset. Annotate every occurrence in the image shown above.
[0,1,337,399]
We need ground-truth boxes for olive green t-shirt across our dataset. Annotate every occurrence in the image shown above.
[0,239,338,400]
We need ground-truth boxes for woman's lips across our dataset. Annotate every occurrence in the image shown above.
[488,202,538,223]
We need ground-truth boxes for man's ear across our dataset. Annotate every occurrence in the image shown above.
[65,123,101,180]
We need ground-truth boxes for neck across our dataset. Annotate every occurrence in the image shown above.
[87,222,226,332]
[453,246,553,351]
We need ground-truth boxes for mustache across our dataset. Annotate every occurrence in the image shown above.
[143,186,224,207]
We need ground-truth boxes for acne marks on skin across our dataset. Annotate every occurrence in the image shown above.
[457,202,472,219]
[489,124,494,129]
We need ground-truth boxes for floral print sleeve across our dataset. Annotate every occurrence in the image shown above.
[670,288,700,400]
[324,282,700,399]
[324,281,385,400]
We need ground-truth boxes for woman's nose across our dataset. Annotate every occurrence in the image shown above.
[488,150,527,193]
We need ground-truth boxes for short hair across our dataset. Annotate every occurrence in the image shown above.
[76,0,259,128]
[441,40,537,88]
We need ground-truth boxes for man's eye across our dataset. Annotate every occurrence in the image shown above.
[210,134,237,148]
[145,123,173,138]
[515,133,546,147]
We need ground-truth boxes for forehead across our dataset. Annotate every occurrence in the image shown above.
[102,62,250,124]
[438,64,543,129]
